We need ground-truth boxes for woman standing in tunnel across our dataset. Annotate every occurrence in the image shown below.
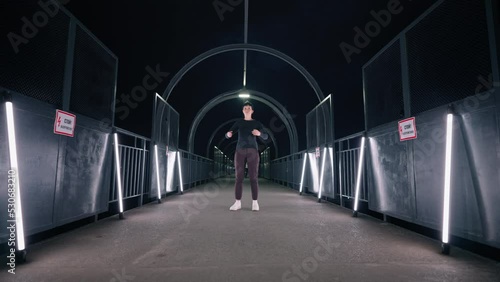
[225,101,268,211]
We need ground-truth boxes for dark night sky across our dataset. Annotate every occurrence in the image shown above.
[63,0,438,157]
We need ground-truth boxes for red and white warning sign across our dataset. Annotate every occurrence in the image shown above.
[398,117,417,141]
[54,110,76,137]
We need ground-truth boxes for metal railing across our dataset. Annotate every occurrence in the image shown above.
[268,132,368,202]
[270,152,304,190]
[110,128,151,205]
[336,132,367,201]
[110,130,221,205]
[179,149,215,188]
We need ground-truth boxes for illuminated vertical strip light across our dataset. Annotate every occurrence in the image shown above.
[113,133,124,215]
[353,137,366,213]
[329,147,334,194]
[299,153,307,194]
[442,114,454,246]
[318,147,327,200]
[6,102,25,251]
[338,150,343,201]
[177,151,184,193]
[166,152,176,192]
[154,145,162,202]
[308,153,319,193]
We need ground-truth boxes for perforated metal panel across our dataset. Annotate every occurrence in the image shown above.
[363,39,403,129]
[306,96,333,148]
[406,0,492,114]
[306,112,316,149]
[0,1,69,107]
[70,25,116,122]
[169,110,180,150]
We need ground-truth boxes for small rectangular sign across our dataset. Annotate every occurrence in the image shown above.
[398,117,417,141]
[315,147,320,158]
[54,110,76,137]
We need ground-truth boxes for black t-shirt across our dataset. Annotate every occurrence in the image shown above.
[226,119,269,150]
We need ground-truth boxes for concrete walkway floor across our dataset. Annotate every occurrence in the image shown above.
[1,178,499,281]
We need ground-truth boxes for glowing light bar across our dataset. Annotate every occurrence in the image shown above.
[154,145,161,201]
[6,102,25,251]
[442,114,454,244]
[177,151,184,192]
[318,147,327,200]
[329,147,334,189]
[239,93,250,98]
[353,137,366,212]
[113,133,124,214]
[166,151,176,192]
[308,153,319,193]
[299,153,307,194]
[338,151,343,199]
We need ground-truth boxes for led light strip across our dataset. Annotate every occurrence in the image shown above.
[442,114,454,245]
[166,151,176,192]
[329,147,334,194]
[154,145,161,201]
[6,102,25,251]
[299,153,307,194]
[177,151,184,193]
[113,133,124,215]
[353,137,366,212]
[318,147,327,200]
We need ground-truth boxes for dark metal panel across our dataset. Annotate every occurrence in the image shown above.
[367,93,500,249]
[453,97,500,247]
[0,3,69,107]
[54,118,112,224]
[364,39,404,129]
[405,95,500,248]
[411,108,452,230]
[0,94,60,242]
[169,109,179,151]
[14,107,60,234]
[69,25,116,122]
[367,125,414,221]
[406,0,492,115]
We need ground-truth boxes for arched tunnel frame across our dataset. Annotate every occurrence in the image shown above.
[189,88,297,156]
[208,118,279,159]
[153,43,325,156]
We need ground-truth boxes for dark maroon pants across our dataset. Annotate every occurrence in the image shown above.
[234,148,259,200]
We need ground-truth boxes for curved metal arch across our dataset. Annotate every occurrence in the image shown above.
[161,43,325,102]
[154,44,325,147]
[207,119,278,159]
[188,89,298,155]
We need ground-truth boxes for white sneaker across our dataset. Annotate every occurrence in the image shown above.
[229,200,241,211]
[252,200,259,211]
